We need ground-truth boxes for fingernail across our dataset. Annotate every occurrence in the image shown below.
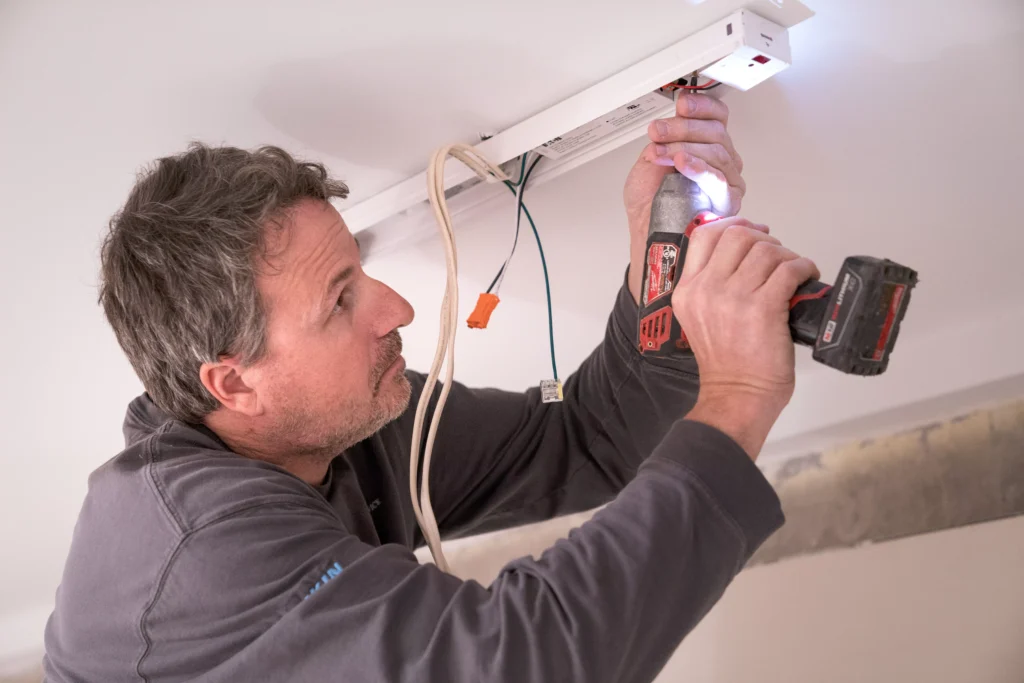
[653,156,676,167]
[654,120,668,137]
[654,144,668,156]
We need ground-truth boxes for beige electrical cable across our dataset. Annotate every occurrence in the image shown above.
[410,143,510,572]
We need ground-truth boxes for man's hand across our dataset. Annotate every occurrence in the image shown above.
[625,93,746,303]
[673,218,819,460]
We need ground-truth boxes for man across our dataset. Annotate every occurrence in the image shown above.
[44,94,817,682]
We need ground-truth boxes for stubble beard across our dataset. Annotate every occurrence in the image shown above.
[275,331,412,460]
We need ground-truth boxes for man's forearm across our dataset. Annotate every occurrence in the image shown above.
[214,419,784,683]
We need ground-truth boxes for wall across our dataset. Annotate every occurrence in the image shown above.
[667,515,1024,682]
[1,0,1023,673]
[436,514,1024,683]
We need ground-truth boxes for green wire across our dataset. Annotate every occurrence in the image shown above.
[500,174,558,382]
[522,201,559,382]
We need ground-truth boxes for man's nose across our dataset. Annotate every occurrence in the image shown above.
[375,279,415,333]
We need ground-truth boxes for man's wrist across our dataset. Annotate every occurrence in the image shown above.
[685,390,785,460]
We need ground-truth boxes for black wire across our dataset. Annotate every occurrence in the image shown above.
[485,261,503,294]
[487,154,543,293]
[486,187,525,293]
[523,152,542,184]
[506,154,528,187]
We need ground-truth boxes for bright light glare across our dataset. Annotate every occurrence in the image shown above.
[689,170,730,213]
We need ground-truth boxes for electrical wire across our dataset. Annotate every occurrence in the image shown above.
[490,176,525,295]
[481,152,532,295]
[412,143,509,572]
[506,153,529,187]
[486,153,542,295]
[479,153,558,381]
[515,197,559,382]
[663,77,719,91]
[413,145,560,571]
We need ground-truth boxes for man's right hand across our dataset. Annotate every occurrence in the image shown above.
[672,217,820,460]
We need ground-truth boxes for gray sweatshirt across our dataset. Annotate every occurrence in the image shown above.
[43,281,783,682]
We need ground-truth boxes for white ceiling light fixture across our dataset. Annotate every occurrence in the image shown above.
[348,2,814,259]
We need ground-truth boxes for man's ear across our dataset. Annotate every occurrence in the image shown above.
[199,358,262,417]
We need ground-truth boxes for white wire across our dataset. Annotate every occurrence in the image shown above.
[493,179,524,295]
[493,161,528,296]
[410,143,509,572]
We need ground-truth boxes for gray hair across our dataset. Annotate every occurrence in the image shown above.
[99,143,350,423]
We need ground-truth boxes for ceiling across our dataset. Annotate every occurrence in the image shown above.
[1,0,810,204]
[3,0,1020,324]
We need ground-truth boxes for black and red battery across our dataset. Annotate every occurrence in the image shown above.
[638,173,918,375]
[799,256,918,375]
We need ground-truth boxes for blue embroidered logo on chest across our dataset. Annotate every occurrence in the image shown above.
[304,561,343,600]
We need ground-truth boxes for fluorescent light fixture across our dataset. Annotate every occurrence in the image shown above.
[348,3,813,259]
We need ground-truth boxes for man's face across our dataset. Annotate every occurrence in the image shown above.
[247,199,415,457]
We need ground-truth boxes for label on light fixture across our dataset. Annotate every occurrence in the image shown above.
[533,91,672,161]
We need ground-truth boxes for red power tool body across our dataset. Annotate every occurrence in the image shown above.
[638,173,918,376]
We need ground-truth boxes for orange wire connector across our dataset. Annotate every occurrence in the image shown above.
[467,293,500,329]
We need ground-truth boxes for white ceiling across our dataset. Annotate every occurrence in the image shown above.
[1,0,810,203]
[3,0,1021,325]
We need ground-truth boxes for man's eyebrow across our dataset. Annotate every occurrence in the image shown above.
[322,265,356,307]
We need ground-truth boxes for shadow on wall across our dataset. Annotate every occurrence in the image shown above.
[252,40,573,182]
[0,662,41,683]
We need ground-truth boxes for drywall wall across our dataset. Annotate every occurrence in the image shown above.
[1,0,1022,668]
[668,518,1024,682]
[437,513,1024,683]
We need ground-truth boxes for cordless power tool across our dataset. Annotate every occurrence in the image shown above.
[638,173,918,375]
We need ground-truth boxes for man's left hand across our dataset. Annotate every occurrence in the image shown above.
[624,93,746,303]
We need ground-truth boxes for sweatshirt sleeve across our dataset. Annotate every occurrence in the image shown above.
[178,421,783,683]
[394,274,705,539]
